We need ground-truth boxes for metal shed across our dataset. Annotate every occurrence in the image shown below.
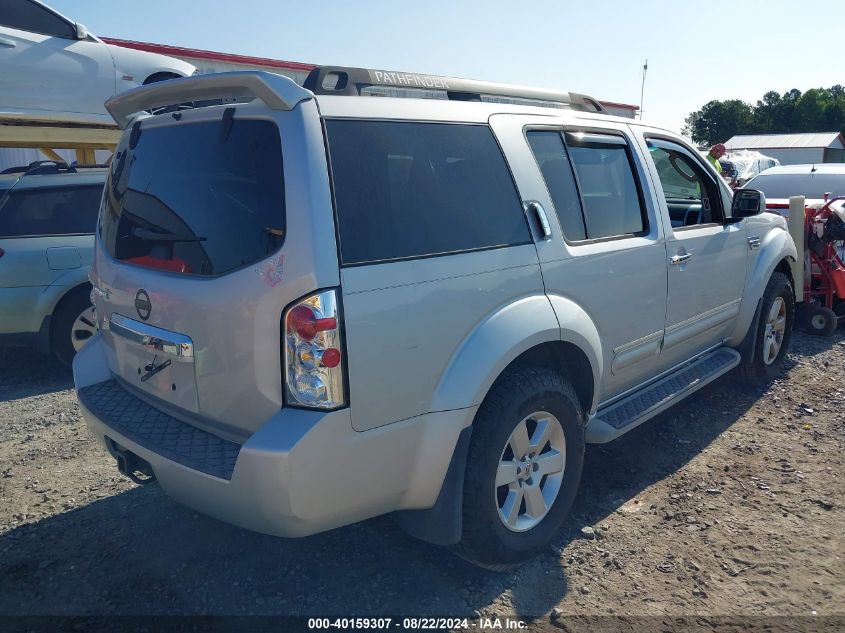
[724,132,845,166]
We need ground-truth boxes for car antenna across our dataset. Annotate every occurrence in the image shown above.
[811,164,817,172]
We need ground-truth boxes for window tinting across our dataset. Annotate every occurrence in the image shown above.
[0,0,75,38]
[567,135,645,239]
[326,120,530,265]
[526,131,586,241]
[647,140,722,227]
[100,119,285,276]
[0,185,103,237]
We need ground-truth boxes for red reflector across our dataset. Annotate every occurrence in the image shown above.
[321,348,341,368]
[288,305,337,341]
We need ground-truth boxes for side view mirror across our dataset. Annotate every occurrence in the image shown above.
[731,188,766,218]
[74,23,90,40]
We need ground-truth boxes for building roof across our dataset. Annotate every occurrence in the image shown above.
[101,37,316,72]
[102,38,639,113]
[725,132,845,150]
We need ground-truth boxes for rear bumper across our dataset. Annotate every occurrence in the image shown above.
[74,334,474,537]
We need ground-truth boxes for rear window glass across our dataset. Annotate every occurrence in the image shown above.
[326,120,530,266]
[746,173,844,199]
[0,185,103,237]
[100,119,285,276]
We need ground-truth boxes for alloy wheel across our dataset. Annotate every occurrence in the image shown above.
[71,306,97,352]
[762,297,786,366]
[495,411,566,532]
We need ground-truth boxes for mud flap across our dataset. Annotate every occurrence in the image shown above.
[392,425,472,546]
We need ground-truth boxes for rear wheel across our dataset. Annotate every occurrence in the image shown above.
[52,286,95,367]
[452,366,585,570]
[806,305,838,337]
[737,272,794,386]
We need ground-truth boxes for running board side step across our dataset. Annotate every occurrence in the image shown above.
[585,348,741,444]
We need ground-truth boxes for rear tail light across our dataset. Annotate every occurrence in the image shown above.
[283,289,346,409]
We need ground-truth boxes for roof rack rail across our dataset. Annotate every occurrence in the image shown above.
[303,66,605,113]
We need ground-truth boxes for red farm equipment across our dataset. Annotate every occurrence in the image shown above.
[801,196,845,336]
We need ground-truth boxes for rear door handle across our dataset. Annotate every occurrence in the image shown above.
[670,253,693,265]
[0,38,16,47]
[523,200,552,240]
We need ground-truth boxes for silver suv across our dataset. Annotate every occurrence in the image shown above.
[74,67,797,569]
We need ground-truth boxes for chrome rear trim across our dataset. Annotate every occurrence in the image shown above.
[108,313,194,363]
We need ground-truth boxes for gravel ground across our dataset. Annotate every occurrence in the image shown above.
[0,331,843,630]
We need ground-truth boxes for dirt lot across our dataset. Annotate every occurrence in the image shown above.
[0,330,844,630]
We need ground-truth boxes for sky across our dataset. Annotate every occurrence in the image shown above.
[48,0,845,134]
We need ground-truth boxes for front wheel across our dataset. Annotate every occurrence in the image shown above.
[737,272,794,386]
[451,367,585,570]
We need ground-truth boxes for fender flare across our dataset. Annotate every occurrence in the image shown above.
[429,294,602,414]
[545,293,604,414]
[729,227,797,345]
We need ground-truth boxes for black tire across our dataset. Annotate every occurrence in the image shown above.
[806,305,838,337]
[51,285,94,367]
[143,73,187,115]
[451,366,585,571]
[737,272,794,386]
[834,302,845,329]
[142,72,181,85]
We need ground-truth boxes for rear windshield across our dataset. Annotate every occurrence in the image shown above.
[100,119,285,276]
[746,172,845,199]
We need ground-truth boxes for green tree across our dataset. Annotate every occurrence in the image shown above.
[682,99,754,146]
[794,88,833,132]
[683,86,845,144]
[753,91,781,132]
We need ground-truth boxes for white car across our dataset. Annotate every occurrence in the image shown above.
[0,0,196,125]
[744,164,845,211]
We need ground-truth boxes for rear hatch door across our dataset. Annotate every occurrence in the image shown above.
[91,100,338,439]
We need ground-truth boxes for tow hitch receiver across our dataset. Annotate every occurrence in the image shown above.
[107,438,157,485]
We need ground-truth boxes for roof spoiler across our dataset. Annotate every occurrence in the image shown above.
[304,66,605,113]
[105,71,314,128]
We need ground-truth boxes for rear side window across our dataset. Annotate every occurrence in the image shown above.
[566,133,646,240]
[100,119,285,276]
[526,131,587,241]
[0,0,75,38]
[0,185,103,237]
[326,120,530,265]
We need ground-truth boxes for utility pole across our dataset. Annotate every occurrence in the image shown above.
[639,59,648,119]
